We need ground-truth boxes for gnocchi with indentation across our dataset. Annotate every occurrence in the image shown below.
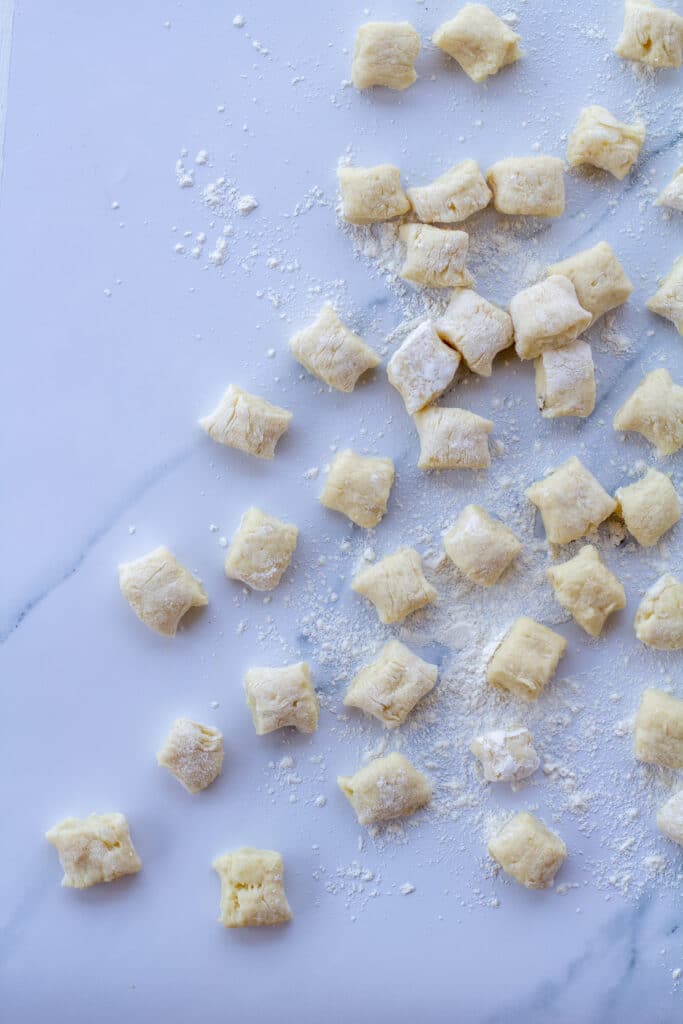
[634,688,683,768]
[436,288,513,376]
[647,257,683,336]
[352,547,437,624]
[510,275,591,360]
[548,242,632,324]
[487,156,565,217]
[615,469,680,547]
[157,718,224,794]
[344,640,438,728]
[547,545,626,638]
[657,166,683,212]
[339,164,411,224]
[526,457,616,544]
[567,105,645,180]
[118,547,208,637]
[443,504,521,586]
[535,340,596,419]
[407,160,492,223]
[290,303,379,392]
[433,4,522,82]
[338,752,432,825]
[46,813,142,889]
[400,224,473,289]
[213,848,292,928]
[615,0,683,69]
[413,405,493,470]
[387,319,461,414]
[487,617,567,701]
[488,812,566,889]
[225,507,297,591]
[320,448,395,528]
[244,662,319,734]
[200,384,292,459]
[613,368,683,455]
[470,728,540,784]
[352,21,420,90]
[634,574,683,651]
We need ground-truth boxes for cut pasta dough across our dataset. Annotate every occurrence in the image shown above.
[399,224,473,289]
[407,160,492,223]
[344,640,438,728]
[615,468,680,547]
[657,791,683,846]
[46,813,142,889]
[443,504,521,586]
[487,157,565,217]
[657,166,683,212]
[548,242,633,324]
[510,275,591,360]
[387,319,461,414]
[526,457,616,544]
[547,545,626,638]
[470,728,540,784]
[535,340,596,419]
[213,848,292,928]
[488,812,566,889]
[290,303,379,392]
[634,688,683,768]
[320,448,395,528]
[119,547,208,637]
[436,288,513,376]
[157,718,223,794]
[567,105,645,179]
[487,617,567,700]
[200,384,291,459]
[433,4,521,82]
[339,164,410,224]
[225,507,298,591]
[615,0,683,69]
[352,21,420,90]
[244,662,319,734]
[647,257,683,335]
[338,752,431,825]
[634,574,683,651]
[413,405,493,470]
[352,547,437,624]
[613,368,683,455]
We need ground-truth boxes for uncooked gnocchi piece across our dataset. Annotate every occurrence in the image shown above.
[344,639,438,728]
[615,0,683,69]
[352,547,437,624]
[432,4,522,82]
[224,507,298,591]
[399,224,473,289]
[436,288,513,376]
[200,384,292,459]
[320,448,395,528]
[634,574,683,650]
[338,752,432,825]
[526,457,617,545]
[535,341,596,419]
[290,303,379,392]
[413,405,493,470]
[407,160,492,223]
[615,468,680,547]
[487,617,567,701]
[118,547,208,637]
[351,21,420,90]
[387,319,461,414]
[657,791,683,845]
[657,166,683,212]
[546,545,626,638]
[157,718,224,794]
[470,728,540,784]
[213,848,292,928]
[566,106,645,180]
[244,662,319,734]
[510,275,592,361]
[613,368,683,455]
[488,812,566,889]
[487,157,565,217]
[647,257,683,335]
[548,241,633,324]
[338,164,411,224]
[443,504,521,586]
[634,688,683,768]
[46,813,142,889]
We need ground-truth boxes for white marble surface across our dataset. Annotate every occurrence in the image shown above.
[1,1,683,1020]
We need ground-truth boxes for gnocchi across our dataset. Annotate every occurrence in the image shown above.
[344,639,438,728]
[470,728,540,784]
[526,457,616,544]
[413,405,493,470]
[615,468,680,547]
[436,288,513,376]
[213,848,292,928]
[487,156,565,217]
[548,241,633,324]
[546,545,626,638]
[320,448,395,528]
[657,791,683,846]
[634,574,683,651]
[657,166,683,212]
[634,688,683,768]
[244,662,319,734]
[338,164,411,224]
[566,105,645,180]
[46,813,142,889]
[488,812,566,889]
[157,718,223,794]
[224,507,298,591]
[352,547,437,624]
[338,752,432,825]
[387,319,461,414]
[200,384,291,459]
[290,303,380,392]
[432,4,522,82]
[407,160,492,223]
[615,0,683,69]
[352,21,420,90]
[535,340,596,419]
[510,275,592,360]
[487,617,567,701]
[118,547,208,637]
[443,504,521,586]
[613,368,683,455]
[647,257,683,335]
[399,224,473,289]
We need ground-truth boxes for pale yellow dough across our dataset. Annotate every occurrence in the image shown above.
[634,688,683,769]
[387,319,461,414]
[200,384,291,459]
[567,106,645,180]
[290,303,379,392]
[535,341,596,419]
[118,546,208,637]
[634,574,683,650]
[615,0,683,69]
[224,507,298,591]
[487,617,567,701]
[488,812,566,889]
[338,752,431,825]
[338,164,410,224]
[656,166,683,212]
[546,545,626,638]
[526,457,616,544]
[657,791,683,845]
[613,368,683,455]
[157,718,223,794]
[615,468,680,547]
[213,848,292,928]
[548,241,633,324]
[244,662,319,734]
[46,813,142,889]
[320,448,395,528]
[352,21,420,90]
[443,504,521,586]
[647,257,683,336]
[510,275,591,361]
[436,288,513,376]
[470,728,540,784]
[344,639,438,728]
[413,405,493,470]
[407,160,492,223]
[487,157,565,217]
[352,547,437,624]
[433,4,521,82]
[399,224,473,289]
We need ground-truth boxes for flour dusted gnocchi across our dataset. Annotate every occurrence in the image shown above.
[213,848,292,928]
[470,728,540,784]
[387,319,461,414]
[657,166,683,212]
[634,574,683,651]
[407,160,492,223]
[647,257,683,335]
[224,507,298,591]
[352,547,437,624]
[634,688,683,768]
[290,303,379,392]
[344,640,438,728]
[535,341,596,419]
[436,288,513,376]
[567,106,645,180]
[118,547,208,637]
[615,469,680,547]
[526,457,617,544]
[352,21,420,90]
[488,812,566,889]
[487,157,565,217]
[615,0,683,69]
[320,448,395,528]
[657,791,683,846]
[338,164,410,224]
[549,242,633,324]
[613,368,683,455]
[400,224,473,289]
[413,405,493,470]
[244,662,319,734]
[487,617,567,701]
[157,718,224,794]
[443,504,521,586]
[433,4,522,82]
[510,276,592,360]
[200,384,292,459]
[338,752,432,825]
[547,546,626,638]
[46,813,142,889]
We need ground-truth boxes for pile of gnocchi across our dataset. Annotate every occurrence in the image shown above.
[47,1,683,924]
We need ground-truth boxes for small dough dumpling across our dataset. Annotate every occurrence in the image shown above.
[566,106,645,180]
[487,157,565,217]
[351,21,420,90]
[647,257,683,336]
[320,448,395,528]
[634,574,683,650]
[338,752,431,825]
[443,504,521,586]
[535,340,596,419]
[436,288,513,376]
[548,241,633,324]
[546,545,626,638]
[244,662,319,734]
[413,405,493,470]
[615,0,683,69]
[290,303,379,392]
[613,368,683,455]
[407,160,492,223]
[213,848,292,928]
[510,275,592,360]
[119,547,208,637]
[338,164,411,225]
[157,718,224,794]
[470,728,540,784]
[433,4,522,82]
[352,546,437,625]
[615,468,680,547]
[344,639,438,728]
[634,688,683,768]
[387,319,461,414]
[657,166,683,212]
[488,812,566,889]
[46,813,142,889]
[487,617,567,701]
[225,507,298,591]
[200,384,291,459]
[657,791,683,846]
[526,456,616,544]
[399,224,473,289]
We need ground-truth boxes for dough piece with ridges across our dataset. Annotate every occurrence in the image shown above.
[548,242,633,324]
[647,257,683,336]
[535,341,596,419]
[487,617,567,700]
[344,640,438,728]
[443,504,521,586]
[634,688,683,768]
[244,662,319,734]
[352,21,420,90]
[320,448,395,528]
[200,384,291,459]
[339,164,410,224]
[338,752,431,825]
[526,457,616,544]
[46,813,142,889]
[119,546,208,637]
[510,275,592,360]
[213,848,292,928]
[613,368,683,455]
[413,405,493,470]
[437,288,513,376]
[488,812,566,889]
[157,718,223,793]
[290,303,379,392]
[400,224,473,289]
[567,106,645,180]
[615,468,680,547]
[407,160,492,223]
[657,791,683,845]
[615,0,683,69]
[225,507,298,591]
[352,546,437,624]
[547,545,626,637]
[657,166,683,212]
[634,574,683,650]
[387,319,461,414]
[432,4,521,82]
[470,728,540,783]
[487,157,565,217]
